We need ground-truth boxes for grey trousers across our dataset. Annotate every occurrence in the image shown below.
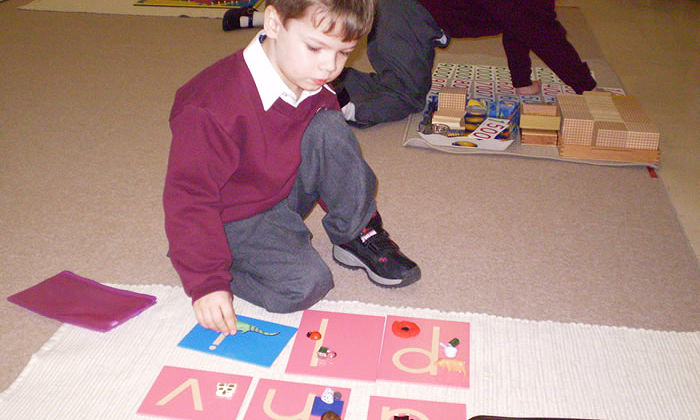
[223,110,377,313]
[343,0,443,126]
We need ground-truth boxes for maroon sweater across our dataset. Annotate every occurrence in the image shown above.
[163,50,339,302]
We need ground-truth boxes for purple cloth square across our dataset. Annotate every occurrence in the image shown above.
[7,271,157,332]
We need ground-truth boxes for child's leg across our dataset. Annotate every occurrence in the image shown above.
[224,200,333,313]
[519,1,596,93]
[501,30,536,90]
[289,110,420,287]
[476,0,596,94]
[287,110,378,243]
[340,0,444,127]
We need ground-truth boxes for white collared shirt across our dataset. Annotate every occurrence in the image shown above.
[243,31,324,110]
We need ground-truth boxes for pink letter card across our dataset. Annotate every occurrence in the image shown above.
[377,315,470,388]
[285,310,385,381]
[367,396,467,420]
[244,378,351,419]
[137,365,252,419]
[7,271,156,332]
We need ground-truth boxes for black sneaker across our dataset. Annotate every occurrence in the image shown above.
[222,6,256,31]
[333,213,420,287]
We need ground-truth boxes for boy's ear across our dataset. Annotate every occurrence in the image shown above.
[263,5,282,39]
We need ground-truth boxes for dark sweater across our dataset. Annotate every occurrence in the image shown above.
[418,0,596,92]
[163,50,338,302]
[418,0,502,38]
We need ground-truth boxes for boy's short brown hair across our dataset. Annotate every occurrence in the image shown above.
[266,0,375,41]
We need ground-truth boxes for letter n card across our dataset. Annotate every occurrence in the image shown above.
[377,315,470,388]
[367,396,466,420]
[244,378,351,419]
[285,310,385,381]
[137,365,252,419]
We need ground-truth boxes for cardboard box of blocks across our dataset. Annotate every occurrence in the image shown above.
[557,92,660,164]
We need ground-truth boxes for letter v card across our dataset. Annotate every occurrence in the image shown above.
[377,315,470,388]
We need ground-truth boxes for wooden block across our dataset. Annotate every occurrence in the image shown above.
[521,103,558,116]
[557,94,594,145]
[594,120,629,148]
[558,143,660,164]
[557,93,660,153]
[432,109,464,130]
[521,128,558,146]
[519,113,561,131]
[438,87,468,112]
[612,96,660,150]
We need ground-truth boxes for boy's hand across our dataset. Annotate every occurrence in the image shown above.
[193,290,238,335]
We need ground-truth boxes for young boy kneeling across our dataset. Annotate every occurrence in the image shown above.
[163,0,419,335]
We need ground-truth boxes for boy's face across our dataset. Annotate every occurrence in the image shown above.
[263,6,357,97]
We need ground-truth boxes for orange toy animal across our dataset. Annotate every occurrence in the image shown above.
[434,358,466,375]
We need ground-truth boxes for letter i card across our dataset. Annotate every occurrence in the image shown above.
[285,310,385,381]
[377,315,470,388]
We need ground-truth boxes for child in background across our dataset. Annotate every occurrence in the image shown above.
[336,0,598,127]
[165,0,420,335]
[225,1,598,127]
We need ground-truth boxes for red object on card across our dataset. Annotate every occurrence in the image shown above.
[7,271,156,332]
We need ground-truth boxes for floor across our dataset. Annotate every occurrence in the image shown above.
[0,0,698,396]
[570,0,699,258]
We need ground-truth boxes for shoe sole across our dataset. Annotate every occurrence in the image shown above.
[332,245,421,288]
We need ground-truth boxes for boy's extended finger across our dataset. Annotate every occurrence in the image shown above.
[220,304,238,335]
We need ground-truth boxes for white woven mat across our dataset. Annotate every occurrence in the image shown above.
[1,284,698,419]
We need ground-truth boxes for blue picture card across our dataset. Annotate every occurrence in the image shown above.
[178,315,298,367]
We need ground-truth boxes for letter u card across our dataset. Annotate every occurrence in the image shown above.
[377,315,470,388]
[243,378,351,420]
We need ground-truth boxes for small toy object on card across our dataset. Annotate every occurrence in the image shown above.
[215,382,236,399]
[307,331,322,340]
[318,346,337,358]
[439,337,462,358]
[434,357,467,375]
[321,387,335,404]
[391,320,420,338]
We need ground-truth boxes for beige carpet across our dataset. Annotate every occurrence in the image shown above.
[20,0,233,18]
[2,284,698,419]
[2,0,698,399]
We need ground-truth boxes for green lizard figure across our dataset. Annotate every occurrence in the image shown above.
[235,319,279,336]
